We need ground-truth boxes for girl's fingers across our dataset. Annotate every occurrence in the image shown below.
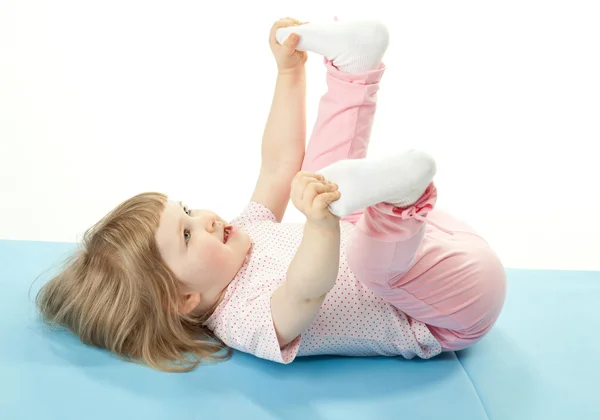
[285,17,303,25]
[302,181,328,203]
[270,19,295,44]
[295,171,323,181]
[299,174,324,190]
[314,191,341,210]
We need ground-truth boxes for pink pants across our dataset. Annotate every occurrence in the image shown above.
[303,60,507,351]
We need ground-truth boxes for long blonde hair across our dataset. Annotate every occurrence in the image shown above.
[36,192,231,372]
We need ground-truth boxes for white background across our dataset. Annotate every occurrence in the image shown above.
[1,1,599,270]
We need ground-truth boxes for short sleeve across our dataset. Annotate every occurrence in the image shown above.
[211,291,301,364]
[231,202,277,229]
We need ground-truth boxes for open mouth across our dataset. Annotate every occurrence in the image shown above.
[223,226,233,243]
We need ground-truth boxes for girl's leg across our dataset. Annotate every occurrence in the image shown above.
[347,194,507,350]
[347,184,438,292]
[276,20,389,224]
[302,61,385,224]
[301,60,384,173]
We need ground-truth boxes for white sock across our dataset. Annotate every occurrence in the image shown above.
[276,20,389,74]
[317,149,437,218]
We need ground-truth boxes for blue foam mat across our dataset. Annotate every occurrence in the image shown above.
[1,239,598,419]
[456,268,600,420]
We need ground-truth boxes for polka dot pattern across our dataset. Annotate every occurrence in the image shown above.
[204,202,442,363]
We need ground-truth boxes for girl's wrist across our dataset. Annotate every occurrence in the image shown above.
[277,66,306,79]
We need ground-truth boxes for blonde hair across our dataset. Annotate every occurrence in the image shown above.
[36,192,231,372]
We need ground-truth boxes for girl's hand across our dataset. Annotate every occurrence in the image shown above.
[269,17,308,74]
[291,171,341,229]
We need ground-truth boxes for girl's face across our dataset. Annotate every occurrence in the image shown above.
[155,200,251,313]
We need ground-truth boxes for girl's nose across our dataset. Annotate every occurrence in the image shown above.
[204,215,220,232]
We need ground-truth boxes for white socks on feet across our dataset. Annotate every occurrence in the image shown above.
[276,20,389,74]
[317,150,437,218]
[276,20,434,216]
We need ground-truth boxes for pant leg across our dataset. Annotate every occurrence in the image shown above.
[347,189,507,351]
[347,183,438,283]
[302,59,385,224]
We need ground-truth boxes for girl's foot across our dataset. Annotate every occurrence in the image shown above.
[317,149,437,217]
[276,19,389,74]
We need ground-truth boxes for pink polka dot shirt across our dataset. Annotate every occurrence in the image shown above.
[204,202,442,363]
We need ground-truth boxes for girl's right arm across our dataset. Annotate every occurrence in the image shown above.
[271,221,341,348]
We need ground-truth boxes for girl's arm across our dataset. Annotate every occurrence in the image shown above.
[261,69,306,173]
[250,68,306,222]
[270,173,342,348]
[270,221,340,348]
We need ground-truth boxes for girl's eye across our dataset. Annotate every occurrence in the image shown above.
[184,230,191,244]
[183,206,191,216]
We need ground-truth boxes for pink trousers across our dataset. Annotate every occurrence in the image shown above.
[303,60,507,351]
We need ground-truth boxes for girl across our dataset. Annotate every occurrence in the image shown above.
[36,18,506,372]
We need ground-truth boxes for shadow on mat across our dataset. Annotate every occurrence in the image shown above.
[30,324,460,420]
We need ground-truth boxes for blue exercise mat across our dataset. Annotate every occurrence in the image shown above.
[0,239,598,419]
[456,268,600,420]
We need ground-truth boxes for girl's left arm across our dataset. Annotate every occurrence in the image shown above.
[250,68,306,222]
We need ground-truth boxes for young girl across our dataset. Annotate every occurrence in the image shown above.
[36,18,506,372]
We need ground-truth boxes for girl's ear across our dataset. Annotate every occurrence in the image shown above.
[180,292,202,314]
